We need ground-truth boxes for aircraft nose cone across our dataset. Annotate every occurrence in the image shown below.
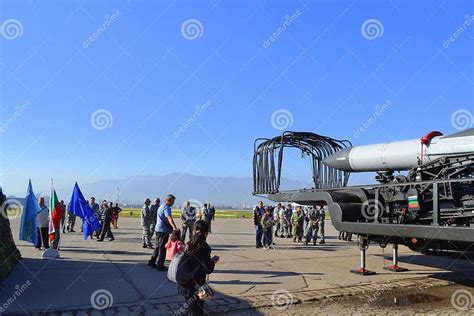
[323,148,353,171]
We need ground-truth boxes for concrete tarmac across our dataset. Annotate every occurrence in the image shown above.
[1,217,473,314]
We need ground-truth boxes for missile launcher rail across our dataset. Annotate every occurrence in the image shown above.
[253,131,352,194]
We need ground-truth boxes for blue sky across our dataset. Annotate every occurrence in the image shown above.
[1,0,473,194]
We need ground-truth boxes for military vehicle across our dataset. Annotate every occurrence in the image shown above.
[253,129,474,274]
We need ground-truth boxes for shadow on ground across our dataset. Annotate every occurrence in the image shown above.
[392,253,474,273]
[214,269,323,277]
[0,258,259,315]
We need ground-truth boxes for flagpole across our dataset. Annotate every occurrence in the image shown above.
[50,179,53,215]
[42,179,60,259]
[49,179,54,249]
[49,178,53,240]
[55,180,66,252]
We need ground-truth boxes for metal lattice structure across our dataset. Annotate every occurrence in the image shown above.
[253,131,352,194]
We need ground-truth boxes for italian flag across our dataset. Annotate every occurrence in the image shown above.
[49,183,64,242]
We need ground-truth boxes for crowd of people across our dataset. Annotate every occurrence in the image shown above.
[29,191,358,315]
[253,201,327,249]
[32,194,350,316]
[33,196,122,251]
[141,196,217,269]
[32,195,353,315]
[35,193,217,254]
[140,199,216,249]
[67,197,122,242]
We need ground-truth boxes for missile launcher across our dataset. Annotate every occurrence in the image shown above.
[253,129,474,274]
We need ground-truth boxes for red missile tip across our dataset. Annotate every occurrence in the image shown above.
[421,131,443,145]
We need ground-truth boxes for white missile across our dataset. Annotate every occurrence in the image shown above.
[323,128,474,172]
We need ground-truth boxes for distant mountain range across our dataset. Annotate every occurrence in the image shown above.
[8,173,312,208]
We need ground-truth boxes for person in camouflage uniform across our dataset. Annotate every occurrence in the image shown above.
[278,205,290,238]
[291,206,305,243]
[305,206,320,245]
[66,202,76,232]
[315,205,326,245]
[141,198,153,249]
[149,198,160,239]
[180,201,196,243]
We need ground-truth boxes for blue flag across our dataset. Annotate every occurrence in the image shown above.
[68,182,101,240]
[19,180,40,245]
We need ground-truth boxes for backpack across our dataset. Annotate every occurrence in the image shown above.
[167,252,201,285]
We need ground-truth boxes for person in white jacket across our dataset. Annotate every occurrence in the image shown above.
[36,197,50,250]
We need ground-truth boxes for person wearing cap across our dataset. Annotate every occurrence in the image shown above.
[148,194,178,271]
[141,198,153,249]
[149,198,160,239]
